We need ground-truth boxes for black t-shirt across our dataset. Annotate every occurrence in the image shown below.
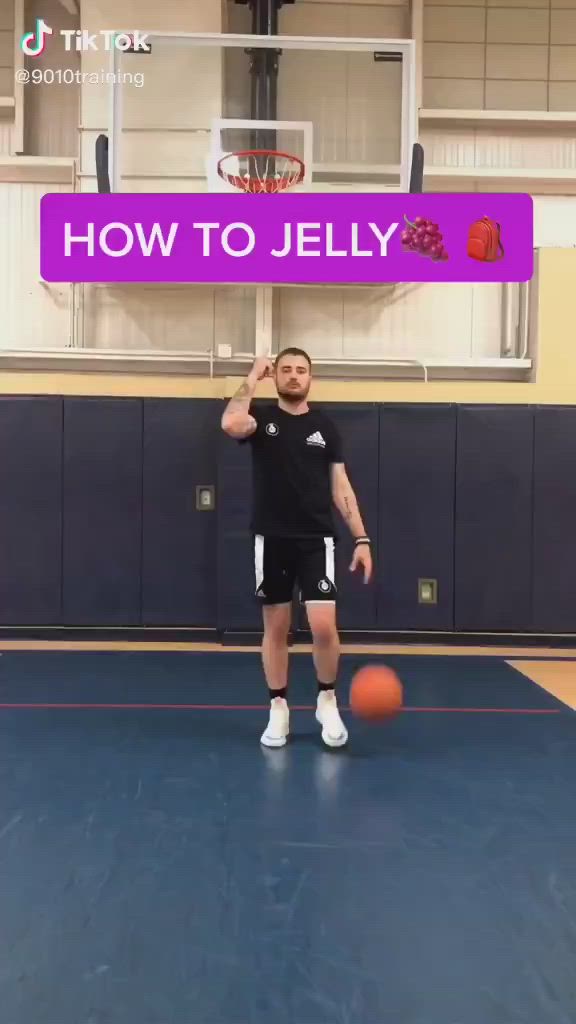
[242,404,344,537]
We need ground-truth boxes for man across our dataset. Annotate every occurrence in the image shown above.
[221,348,373,748]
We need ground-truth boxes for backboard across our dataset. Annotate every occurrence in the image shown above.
[92,32,416,195]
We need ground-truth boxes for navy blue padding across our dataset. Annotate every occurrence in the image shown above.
[217,421,259,631]
[62,399,143,625]
[377,405,456,630]
[0,398,63,624]
[299,403,379,630]
[142,399,220,626]
[532,407,576,632]
[455,406,534,631]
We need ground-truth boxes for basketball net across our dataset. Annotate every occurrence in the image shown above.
[217,149,305,194]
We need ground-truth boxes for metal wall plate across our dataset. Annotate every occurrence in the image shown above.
[418,578,438,604]
[196,485,215,511]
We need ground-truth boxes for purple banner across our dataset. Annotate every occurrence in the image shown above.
[40,193,533,284]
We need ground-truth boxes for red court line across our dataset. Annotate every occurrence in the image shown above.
[0,702,563,713]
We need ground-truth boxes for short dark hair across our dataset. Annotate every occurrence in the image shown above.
[275,347,312,371]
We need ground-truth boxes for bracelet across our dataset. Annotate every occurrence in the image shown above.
[354,537,371,547]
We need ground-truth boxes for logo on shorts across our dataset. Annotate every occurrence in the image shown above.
[318,579,331,593]
[266,423,279,436]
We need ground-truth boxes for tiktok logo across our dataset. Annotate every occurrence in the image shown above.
[21,18,53,57]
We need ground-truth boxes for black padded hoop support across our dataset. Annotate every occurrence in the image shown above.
[95,134,111,193]
[234,0,295,12]
[235,0,295,174]
[409,142,424,193]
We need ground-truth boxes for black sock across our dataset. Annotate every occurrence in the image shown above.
[318,682,335,694]
[269,687,287,702]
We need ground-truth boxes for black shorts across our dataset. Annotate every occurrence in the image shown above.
[254,535,337,605]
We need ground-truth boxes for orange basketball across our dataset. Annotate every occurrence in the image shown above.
[349,665,403,721]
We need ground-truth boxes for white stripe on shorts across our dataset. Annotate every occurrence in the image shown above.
[254,534,264,593]
[324,536,335,586]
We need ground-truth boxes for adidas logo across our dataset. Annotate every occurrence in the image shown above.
[306,431,326,447]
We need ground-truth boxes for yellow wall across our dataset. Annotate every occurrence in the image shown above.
[2,248,575,403]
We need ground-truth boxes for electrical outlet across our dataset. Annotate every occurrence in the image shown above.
[196,486,215,511]
[418,579,438,605]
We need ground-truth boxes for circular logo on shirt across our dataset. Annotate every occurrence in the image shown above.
[265,423,279,436]
[318,579,331,593]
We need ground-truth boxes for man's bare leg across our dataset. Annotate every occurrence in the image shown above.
[260,604,292,747]
[306,602,348,748]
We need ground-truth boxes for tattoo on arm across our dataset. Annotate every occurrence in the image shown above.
[338,487,367,537]
[225,379,254,415]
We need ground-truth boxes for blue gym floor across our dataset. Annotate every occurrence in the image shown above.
[1,652,575,1024]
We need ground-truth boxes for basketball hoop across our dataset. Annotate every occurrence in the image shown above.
[217,149,305,194]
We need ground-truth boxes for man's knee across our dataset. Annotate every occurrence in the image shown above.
[309,610,339,647]
[263,605,291,644]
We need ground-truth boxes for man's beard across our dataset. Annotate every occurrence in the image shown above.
[277,383,309,404]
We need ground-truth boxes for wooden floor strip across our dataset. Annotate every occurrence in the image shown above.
[508,660,576,710]
[2,640,576,658]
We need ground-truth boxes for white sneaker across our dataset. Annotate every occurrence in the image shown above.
[260,697,290,748]
[316,691,348,748]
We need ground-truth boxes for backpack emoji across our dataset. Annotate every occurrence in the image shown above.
[467,217,504,262]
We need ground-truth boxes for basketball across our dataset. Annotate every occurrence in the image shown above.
[349,665,403,720]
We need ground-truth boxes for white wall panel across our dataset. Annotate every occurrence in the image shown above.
[0,31,13,68]
[80,175,206,193]
[0,121,13,155]
[81,128,210,182]
[281,0,407,6]
[534,197,576,245]
[347,56,403,165]
[0,4,14,29]
[0,0,15,154]
[278,289,344,353]
[84,0,225,33]
[80,0,226,184]
[280,1,409,36]
[223,2,251,117]
[83,286,255,356]
[421,127,576,171]
[0,0,14,92]
[277,283,504,360]
[470,284,504,356]
[424,0,576,112]
[0,182,72,349]
[81,48,222,182]
[278,51,348,164]
[24,0,80,158]
[276,1,406,169]
[5,0,573,371]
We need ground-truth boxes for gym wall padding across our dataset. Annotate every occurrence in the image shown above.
[532,407,576,632]
[142,399,220,626]
[217,426,259,632]
[3,394,576,634]
[0,397,63,624]
[377,405,456,631]
[62,398,143,625]
[455,406,534,632]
